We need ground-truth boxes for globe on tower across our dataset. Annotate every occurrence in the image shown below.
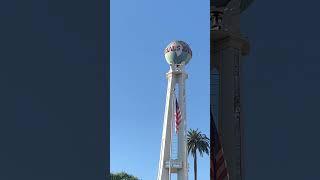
[164,40,192,66]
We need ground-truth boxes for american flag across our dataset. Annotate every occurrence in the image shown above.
[211,111,229,180]
[174,98,182,133]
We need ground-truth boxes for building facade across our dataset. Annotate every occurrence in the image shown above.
[210,0,253,179]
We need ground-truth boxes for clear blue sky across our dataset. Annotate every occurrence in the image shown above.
[111,0,210,179]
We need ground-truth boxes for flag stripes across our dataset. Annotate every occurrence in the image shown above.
[211,110,229,180]
[175,98,182,133]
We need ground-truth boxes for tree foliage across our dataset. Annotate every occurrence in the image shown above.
[187,128,210,180]
[110,171,140,180]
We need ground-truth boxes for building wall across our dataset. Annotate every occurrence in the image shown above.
[211,42,244,180]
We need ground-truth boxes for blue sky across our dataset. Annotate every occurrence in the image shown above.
[111,0,210,179]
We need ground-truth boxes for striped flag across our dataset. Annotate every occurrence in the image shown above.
[174,98,182,133]
[211,111,229,180]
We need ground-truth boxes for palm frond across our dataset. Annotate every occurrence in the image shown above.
[187,128,210,158]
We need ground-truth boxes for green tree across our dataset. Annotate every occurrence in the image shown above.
[110,171,140,180]
[187,129,210,180]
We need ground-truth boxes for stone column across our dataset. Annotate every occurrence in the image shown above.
[211,28,249,180]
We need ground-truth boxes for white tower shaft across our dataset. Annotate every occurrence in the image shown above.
[157,64,188,180]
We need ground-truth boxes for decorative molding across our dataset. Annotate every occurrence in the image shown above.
[211,34,249,56]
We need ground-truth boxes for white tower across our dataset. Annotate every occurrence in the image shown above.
[157,41,192,180]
